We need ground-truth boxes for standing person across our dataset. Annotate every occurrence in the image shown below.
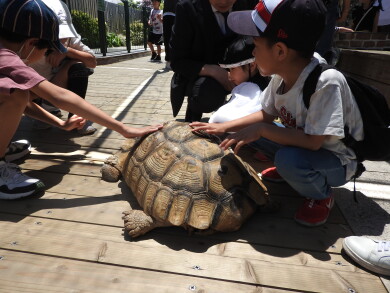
[352,0,381,32]
[169,0,258,122]
[31,0,98,135]
[163,0,178,70]
[0,0,163,200]
[316,0,350,63]
[191,0,364,227]
[147,0,163,62]
[375,0,390,32]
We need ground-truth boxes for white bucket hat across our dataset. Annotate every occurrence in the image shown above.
[42,0,78,39]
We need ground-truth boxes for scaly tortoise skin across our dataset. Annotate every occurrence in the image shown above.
[101,121,268,237]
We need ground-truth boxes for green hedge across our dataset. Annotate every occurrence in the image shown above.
[107,32,125,47]
[71,10,99,49]
[71,10,145,49]
[130,21,144,46]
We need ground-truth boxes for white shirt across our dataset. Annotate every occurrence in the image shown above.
[150,9,163,34]
[30,35,95,80]
[261,57,364,180]
[209,82,263,123]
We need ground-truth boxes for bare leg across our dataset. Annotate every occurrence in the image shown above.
[50,59,78,88]
[147,42,155,54]
[0,90,30,157]
[157,45,161,56]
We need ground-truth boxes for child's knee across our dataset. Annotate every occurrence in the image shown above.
[1,90,29,108]
[274,147,301,173]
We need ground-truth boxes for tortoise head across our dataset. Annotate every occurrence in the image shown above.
[219,153,269,206]
[101,138,138,182]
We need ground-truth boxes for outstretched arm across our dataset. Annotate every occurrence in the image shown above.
[190,110,275,134]
[31,80,163,138]
[24,98,85,131]
[220,123,328,154]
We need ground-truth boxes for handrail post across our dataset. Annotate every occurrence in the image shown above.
[123,0,131,53]
[142,6,148,50]
[97,0,107,56]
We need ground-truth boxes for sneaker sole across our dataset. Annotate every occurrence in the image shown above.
[4,148,31,162]
[294,217,328,227]
[343,239,390,276]
[0,181,45,200]
[259,173,285,183]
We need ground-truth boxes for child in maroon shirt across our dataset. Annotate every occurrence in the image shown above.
[0,0,162,200]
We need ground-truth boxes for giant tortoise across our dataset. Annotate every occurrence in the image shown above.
[101,121,268,237]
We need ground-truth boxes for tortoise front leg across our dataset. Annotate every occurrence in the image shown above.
[122,210,168,238]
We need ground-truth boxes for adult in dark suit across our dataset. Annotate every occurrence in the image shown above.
[170,0,258,122]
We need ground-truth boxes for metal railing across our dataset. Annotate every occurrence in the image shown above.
[63,0,149,55]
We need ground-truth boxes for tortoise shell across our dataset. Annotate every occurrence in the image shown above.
[102,121,268,235]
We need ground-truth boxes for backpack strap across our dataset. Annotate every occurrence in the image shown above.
[302,63,333,109]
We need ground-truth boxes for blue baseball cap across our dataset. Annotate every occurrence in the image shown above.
[0,0,67,53]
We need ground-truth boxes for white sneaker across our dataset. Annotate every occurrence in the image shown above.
[343,236,390,276]
[0,161,45,199]
[5,140,31,162]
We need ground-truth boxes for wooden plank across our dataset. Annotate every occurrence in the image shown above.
[0,215,384,293]
[0,192,129,227]
[1,161,348,224]
[2,166,350,254]
[0,212,357,274]
[0,250,283,293]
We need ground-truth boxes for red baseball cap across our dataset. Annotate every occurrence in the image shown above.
[227,0,327,52]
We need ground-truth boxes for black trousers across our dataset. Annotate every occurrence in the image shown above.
[163,15,175,62]
[185,76,227,122]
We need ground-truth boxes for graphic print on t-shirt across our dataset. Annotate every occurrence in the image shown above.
[280,106,296,128]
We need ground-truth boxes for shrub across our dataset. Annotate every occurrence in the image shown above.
[107,32,125,47]
[71,10,100,49]
[130,21,144,46]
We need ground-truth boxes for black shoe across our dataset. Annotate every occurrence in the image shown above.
[150,52,157,61]
[154,55,161,62]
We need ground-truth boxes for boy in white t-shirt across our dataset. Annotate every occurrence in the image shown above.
[147,0,163,62]
[191,0,364,227]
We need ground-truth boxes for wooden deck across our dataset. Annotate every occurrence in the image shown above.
[1,57,387,293]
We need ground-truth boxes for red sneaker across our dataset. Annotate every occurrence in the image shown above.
[294,194,334,226]
[253,151,270,162]
[260,167,285,183]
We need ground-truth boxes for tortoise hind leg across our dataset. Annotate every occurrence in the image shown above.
[122,210,168,238]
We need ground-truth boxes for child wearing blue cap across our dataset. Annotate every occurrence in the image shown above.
[191,0,364,227]
[0,0,162,200]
